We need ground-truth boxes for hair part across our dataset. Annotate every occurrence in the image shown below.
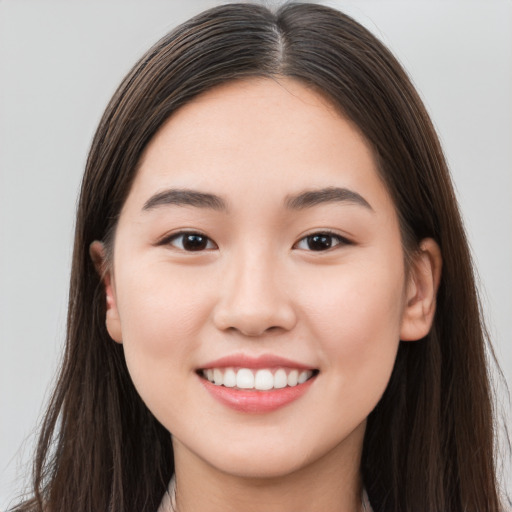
[13,3,503,511]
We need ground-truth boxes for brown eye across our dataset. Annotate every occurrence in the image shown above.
[295,232,350,251]
[167,232,216,251]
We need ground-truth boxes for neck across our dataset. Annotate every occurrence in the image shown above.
[171,422,365,512]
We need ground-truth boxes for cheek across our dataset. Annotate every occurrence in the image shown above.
[117,262,211,337]
[113,263,214,388]
[298,258,405,395]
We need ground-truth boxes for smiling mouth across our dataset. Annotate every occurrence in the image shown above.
[199,367,318,391]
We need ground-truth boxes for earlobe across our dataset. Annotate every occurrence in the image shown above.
[400,238,442,341]
[89,241,123,344]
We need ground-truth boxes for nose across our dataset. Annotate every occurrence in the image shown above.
[212,251,297,337]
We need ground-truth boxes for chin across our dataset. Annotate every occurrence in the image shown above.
[213,452,313,480]
[195,430,342,481]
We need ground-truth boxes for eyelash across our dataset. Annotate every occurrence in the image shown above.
[161,232,217,252]
[160,230,351,253]
[293,230,351,251]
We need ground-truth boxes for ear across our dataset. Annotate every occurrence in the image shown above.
[400,238,442,341]
[89,241,123,343]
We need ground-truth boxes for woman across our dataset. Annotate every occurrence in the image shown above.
[11,3,506,511]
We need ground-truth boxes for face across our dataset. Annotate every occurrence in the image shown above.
[96,78,436,480]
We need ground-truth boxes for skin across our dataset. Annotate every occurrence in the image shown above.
[91,78,441,512]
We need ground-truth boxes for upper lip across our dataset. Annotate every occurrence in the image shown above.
[199,353,316,370]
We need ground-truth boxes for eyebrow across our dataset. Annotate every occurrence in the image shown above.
[142,186,373,213]
[285,187,373,211]
[143,188,228,212]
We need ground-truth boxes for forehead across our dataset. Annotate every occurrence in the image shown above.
[125,77,393,217]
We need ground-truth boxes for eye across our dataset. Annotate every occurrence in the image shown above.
[294,231,350,251]
[164,232,217,251]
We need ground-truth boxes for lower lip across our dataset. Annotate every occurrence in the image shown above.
[199,376,316,413]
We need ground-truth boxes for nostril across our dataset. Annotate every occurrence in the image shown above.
[212,283,297,335]
[239,325,286,337]
[220,322,286,338]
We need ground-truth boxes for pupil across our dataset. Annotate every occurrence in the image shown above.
[184,234,207,251]
[307,234,332,251]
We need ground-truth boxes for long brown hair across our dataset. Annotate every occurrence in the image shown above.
[12,3,504,511]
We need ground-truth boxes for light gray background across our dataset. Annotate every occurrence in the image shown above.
[1,0,511,508]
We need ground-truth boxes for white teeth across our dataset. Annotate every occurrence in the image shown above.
[254,369,274,390]
[213,368,223,385]
[298,370,309,384]
[202,367,314,390]
[223,368,236,388]
[287,370,298,387]
[274,369,288,389]
[236,368,255,389]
